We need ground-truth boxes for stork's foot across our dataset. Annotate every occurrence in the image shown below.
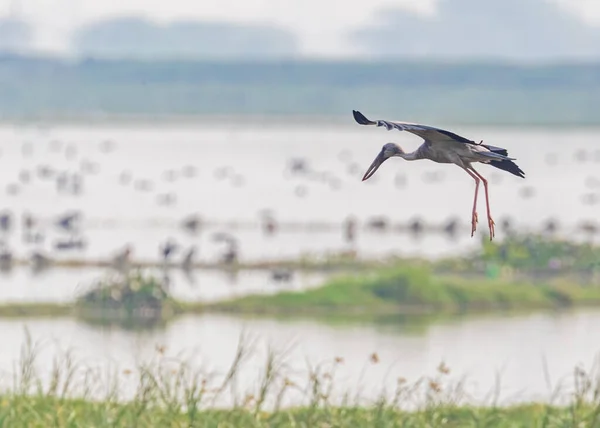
[471,212,478,237]
[488,216,496,241]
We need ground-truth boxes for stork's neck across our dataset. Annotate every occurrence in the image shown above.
[398,150,421,161]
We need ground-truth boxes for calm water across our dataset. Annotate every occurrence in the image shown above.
[0,121,598,268]
[1,309,599,406]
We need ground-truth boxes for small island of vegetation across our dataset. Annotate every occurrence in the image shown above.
[1,234,600,327]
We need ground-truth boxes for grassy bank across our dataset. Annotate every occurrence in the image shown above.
[0,303,72,318]
[210,265,600,319]
[3,398,599,427]
[3,265,600,327]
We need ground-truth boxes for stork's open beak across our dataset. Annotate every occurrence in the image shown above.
[362,151,387,181]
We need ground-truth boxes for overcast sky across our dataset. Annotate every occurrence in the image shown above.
[1,0,599,56]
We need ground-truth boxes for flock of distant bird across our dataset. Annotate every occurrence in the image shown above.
[2,111,600,278]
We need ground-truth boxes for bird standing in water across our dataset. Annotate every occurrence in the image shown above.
[353,110,525,240]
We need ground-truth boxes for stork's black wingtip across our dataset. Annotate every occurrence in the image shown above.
[352,110,375,126]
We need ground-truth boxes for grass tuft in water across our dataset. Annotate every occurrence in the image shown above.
[74,270,176,328]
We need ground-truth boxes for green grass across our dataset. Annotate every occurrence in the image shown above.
[210,265,600,319]
[3,332,600,427]
[4,265,600,329]
[0,303,72,318]
[3,398,600,427]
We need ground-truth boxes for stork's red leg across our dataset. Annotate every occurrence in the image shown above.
[463,168,480,237]
[471,167,495,240]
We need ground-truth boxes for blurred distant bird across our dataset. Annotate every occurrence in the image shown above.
[160,239,178,264]
[22,212,35,232]
[271,268,293,283]
[118,171,132,185]
[366,216,388,232]
[579,221,598,236]
[80,159,100,175]
[30,251,52,272]
[36,165,55,180]
[181,165,197,178]
[499,217,514,235]
[288,158,308,174]
[181,215,203,234]
[214,166,233,180]
[212,232,236,244]
[519,186,536,199]
[354,110,525,241]
[162,169,178,182]
[99,139,116,153]
[212,233,238,265]
[55,211,81,232]
[134,179,154,192]
[542,218,559,235]
[54,237,86,251]
[0,211,12,234]
[408,218,424,237]
[181,246,196,271]
[111,245,132,272]
[18,170,31,184]
[0,246,12,271]
[343,216,357,243]
[5,183,20,196]
[222,243,238,266]
[156,192,177,206]
[259,210,278,236]
[443,217,459,238]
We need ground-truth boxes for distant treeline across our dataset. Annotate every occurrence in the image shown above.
[2,54,600,125]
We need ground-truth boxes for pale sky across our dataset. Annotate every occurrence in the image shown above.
[2,0,600,57]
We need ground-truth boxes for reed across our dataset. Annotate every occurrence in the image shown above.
[1,330,600,427]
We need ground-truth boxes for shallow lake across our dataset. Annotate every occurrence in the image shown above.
[0,121,599,266]
[1,120,599,408]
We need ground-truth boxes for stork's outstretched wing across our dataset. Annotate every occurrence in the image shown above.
[353,110,475,145]
[353,109,522,175]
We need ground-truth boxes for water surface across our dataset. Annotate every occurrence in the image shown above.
[0,122,598,266]
[1,309,598,406]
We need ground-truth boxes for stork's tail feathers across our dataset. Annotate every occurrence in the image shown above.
[353,110,376,125]
[489,159,525,178]
[479,151,516,161]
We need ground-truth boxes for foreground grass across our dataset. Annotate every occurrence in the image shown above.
[3,398,600,427]
[4,331,600,428]
[211,265,600,318]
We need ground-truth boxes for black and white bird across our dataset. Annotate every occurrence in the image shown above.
[354,110,525,240]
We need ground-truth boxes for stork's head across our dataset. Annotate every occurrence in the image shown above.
[362,143,404,181]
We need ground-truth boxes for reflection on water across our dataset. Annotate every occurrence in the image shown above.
[1,309,599,406]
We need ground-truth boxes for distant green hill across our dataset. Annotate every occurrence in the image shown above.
[1,55,600,125]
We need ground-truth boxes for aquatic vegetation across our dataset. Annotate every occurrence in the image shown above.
[212,265,600,318]
[74,270,175,327]
[1,258,600,329]
[2,331,600,427]
[438,233,600,275]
